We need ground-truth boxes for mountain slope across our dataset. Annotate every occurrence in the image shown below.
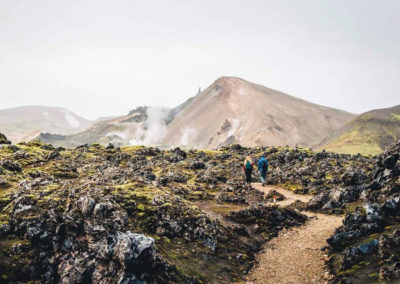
[38,106,171,147]
[320,105,400,156]
[0,106,92,143]
[162,77,355,149]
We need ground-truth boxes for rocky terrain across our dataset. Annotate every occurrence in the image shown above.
[325,140,400,283]
[1,131,400,283]
[0,134,309,283]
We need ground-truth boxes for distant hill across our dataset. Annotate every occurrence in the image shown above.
[320,105,400,156]
[162,77,355,149]
[0,106,92,143]
[38,106,172,148]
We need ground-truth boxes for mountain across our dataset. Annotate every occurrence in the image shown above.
[0,106,92,143]
[38,77,355,149]
[166,96,195,125]
[38,106,172,148]
[320,105,400,156]
[161,77,355,149]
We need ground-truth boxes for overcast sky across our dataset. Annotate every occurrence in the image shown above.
[0,0,399,119]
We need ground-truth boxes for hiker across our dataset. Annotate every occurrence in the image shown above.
[243,156,253,184]
[258,154,269,186]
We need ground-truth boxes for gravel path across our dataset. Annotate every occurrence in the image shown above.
[246,183,343,284]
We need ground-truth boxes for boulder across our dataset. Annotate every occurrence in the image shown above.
[1,159,22,172]
[341,168,368,186]
[78,196,96,216]
[0,133,11,145]
[381,197,400,216]
[363,203,382,223]
[93,232,172,283]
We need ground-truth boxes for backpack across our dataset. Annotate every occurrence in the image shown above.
[245,161,252,170]
[260,159,269,171]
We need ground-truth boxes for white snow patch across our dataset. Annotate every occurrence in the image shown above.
[64,111,81,128]
[43,111,49,117]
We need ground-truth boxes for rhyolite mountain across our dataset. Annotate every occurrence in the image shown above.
[0,106,92,143]
[320,105,400,156]
[38,77,355,149]
[161,77,355,149]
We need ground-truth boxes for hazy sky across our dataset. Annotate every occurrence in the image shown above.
[1,0,399,119]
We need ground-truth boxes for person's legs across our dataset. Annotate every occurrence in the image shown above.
[261,170,267,186]
[245,169,252,184]
[259,172,265,185]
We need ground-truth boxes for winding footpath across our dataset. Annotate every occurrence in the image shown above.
[246,183,343,284]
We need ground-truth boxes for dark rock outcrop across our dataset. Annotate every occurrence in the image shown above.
[327,140,400,283]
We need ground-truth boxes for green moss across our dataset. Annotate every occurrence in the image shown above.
[120,145,146,155]
[90,143,103,148]
[26,140,43,147]
[1,238,31,250]
[279,182,305,193]
[324,127,382,156]
[113,183,163,200]
[53,171,78,179]
[0,214,10,225]
[157,237,250,283]
[308,189,318,195]
[338,261,370,276]
[391,113,400,121]
[19,144,49,157]
[344,200,363,214]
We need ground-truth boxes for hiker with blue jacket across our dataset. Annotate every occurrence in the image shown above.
[242,156,254,184]
[258,154,269,186]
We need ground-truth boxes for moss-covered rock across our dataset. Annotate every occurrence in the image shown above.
[0,133,11,145]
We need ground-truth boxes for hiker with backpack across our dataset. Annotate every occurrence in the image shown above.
[258,154,269,186]
[243,156,254,184]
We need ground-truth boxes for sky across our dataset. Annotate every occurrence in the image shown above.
[0,0,399,120]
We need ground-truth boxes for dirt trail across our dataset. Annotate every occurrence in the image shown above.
[247,183,343,284]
